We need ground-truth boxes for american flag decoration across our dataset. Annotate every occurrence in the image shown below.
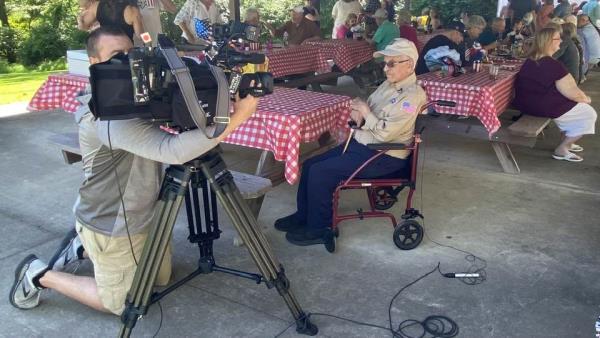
[194,18,211,40]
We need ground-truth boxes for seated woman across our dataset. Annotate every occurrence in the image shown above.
[335,13,358,39]
[78,0,144,43]
[274,39,427,246]
[513,26,596,162]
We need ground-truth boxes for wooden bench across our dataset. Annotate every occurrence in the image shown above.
[508,115,552,138]
[48,132,272,220]
[417,111,552,175]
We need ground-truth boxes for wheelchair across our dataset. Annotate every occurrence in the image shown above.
[325,100,456,253]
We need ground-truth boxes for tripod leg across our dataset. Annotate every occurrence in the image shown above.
[199,158,318,336]
[119,168,192,338]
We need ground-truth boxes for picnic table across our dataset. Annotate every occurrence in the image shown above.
[28,73,88,113]
[224,87,351,184]
[28,74,351,184]
[416,59,534,174]
[417,64,519,135]
[302,39,375,73]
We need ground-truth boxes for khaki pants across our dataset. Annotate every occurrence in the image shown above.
[76,221,172,315]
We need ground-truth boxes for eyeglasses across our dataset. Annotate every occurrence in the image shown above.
[383,59,410,68]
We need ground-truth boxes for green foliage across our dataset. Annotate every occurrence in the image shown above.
[410,0,497,23]
[0,60,27,74]
[19,23,68,66]
[0,26,18,63]
[35,57,67,71]
[0,58,65,74]
[3,0,82,66]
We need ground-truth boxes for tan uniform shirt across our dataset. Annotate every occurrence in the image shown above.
[353,73,427,159]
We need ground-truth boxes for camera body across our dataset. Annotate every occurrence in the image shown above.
[89,33,273,134]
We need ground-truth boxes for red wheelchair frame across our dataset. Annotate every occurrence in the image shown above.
[326,100,455,253]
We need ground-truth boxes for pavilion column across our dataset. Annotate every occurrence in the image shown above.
[229,0,241,21]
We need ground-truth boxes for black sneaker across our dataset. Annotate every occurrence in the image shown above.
[9,254,48,310]
[285,228,330,246]
[48,228,84,272]
[274,213,305,232]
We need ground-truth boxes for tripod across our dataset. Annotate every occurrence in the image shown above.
[118,147,318,337]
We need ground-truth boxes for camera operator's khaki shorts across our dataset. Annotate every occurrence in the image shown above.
[75,221,172,315]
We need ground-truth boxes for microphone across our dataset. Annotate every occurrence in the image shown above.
[443,273,480,278]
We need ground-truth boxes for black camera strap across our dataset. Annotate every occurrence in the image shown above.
[158,36,229,138]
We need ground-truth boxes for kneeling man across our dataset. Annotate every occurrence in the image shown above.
[276,38,427,246]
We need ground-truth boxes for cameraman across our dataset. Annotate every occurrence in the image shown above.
[9,26,260,315]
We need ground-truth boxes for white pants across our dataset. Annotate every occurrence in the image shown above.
[553,103,597,137]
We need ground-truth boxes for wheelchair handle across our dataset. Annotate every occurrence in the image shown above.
[434,100,457,107]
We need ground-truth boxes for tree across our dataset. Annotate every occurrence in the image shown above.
[0,0,9,27]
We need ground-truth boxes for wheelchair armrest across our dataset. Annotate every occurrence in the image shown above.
[367,143,407,151]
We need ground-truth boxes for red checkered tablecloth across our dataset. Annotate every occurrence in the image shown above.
[265,45,324,78]
[417,67,519,135]
[302,40,374,73]
[224,87,352,184]
[28,73,89,113]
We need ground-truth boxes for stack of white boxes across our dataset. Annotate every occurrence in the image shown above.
[66,50,90,77]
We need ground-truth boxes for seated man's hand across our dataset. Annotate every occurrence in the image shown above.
[350,108,364,125]
[350,98,370,124]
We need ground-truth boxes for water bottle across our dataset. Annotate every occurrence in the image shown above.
[283,32,289,47]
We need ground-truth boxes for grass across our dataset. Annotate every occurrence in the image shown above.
[0,71,65,105]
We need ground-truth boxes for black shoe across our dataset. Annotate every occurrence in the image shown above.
[285,228,330,246]
[274,213,305,232]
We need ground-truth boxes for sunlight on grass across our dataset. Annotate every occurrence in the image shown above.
[0,71,64,105]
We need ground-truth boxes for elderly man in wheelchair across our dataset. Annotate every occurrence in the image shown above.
[274,38,428,249]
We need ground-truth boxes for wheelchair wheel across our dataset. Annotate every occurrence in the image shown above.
[324,232,336,253]
[333,227,340,238]
[393,220,423,250]
[374,187,398,210]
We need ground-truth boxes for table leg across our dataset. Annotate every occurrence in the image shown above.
[491,141,520,174]
[255,150,275,176]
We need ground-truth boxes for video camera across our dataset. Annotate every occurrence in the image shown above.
[88,28,273,138]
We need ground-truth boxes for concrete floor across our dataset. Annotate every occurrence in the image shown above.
[0,73,599,338]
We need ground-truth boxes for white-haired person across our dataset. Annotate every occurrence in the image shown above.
[273,39,427,246]
[514,26,596,162]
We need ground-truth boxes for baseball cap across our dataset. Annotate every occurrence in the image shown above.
[373,38,419,69]
[373,9,388,19]
[445,19,465,32]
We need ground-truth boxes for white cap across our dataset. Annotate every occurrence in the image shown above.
[373,9,388,19]
[292,5,304,13]
[373,38,419,69]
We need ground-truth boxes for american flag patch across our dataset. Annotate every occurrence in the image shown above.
[402,101,416,114]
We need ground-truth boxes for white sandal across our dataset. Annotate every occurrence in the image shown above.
[570,144,583,153]
[552,152,583,162]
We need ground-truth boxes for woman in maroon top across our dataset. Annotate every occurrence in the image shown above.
[514,27,597,162]
[396,11,420,51]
